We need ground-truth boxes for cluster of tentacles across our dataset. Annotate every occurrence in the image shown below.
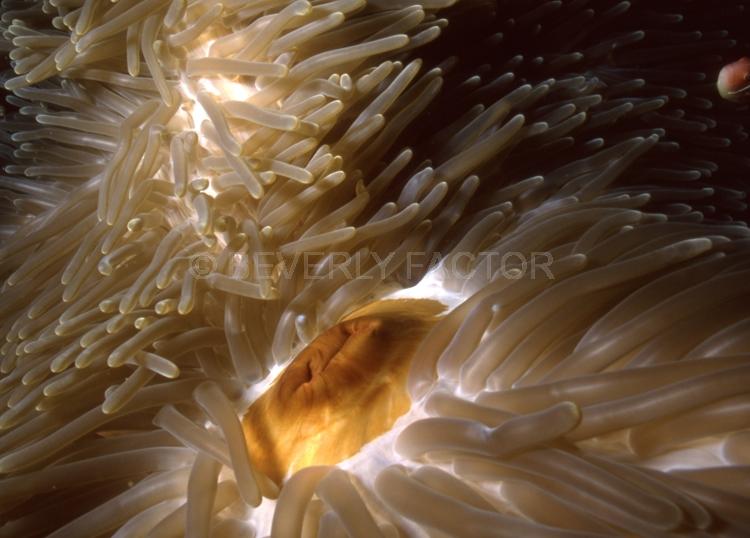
[1,0,750,536]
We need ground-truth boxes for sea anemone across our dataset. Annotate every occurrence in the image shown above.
[1,0,750,536]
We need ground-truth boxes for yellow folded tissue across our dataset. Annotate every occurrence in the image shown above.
[243,299,445,484]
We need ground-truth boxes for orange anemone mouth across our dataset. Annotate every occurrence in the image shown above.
[242,299,445,485]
